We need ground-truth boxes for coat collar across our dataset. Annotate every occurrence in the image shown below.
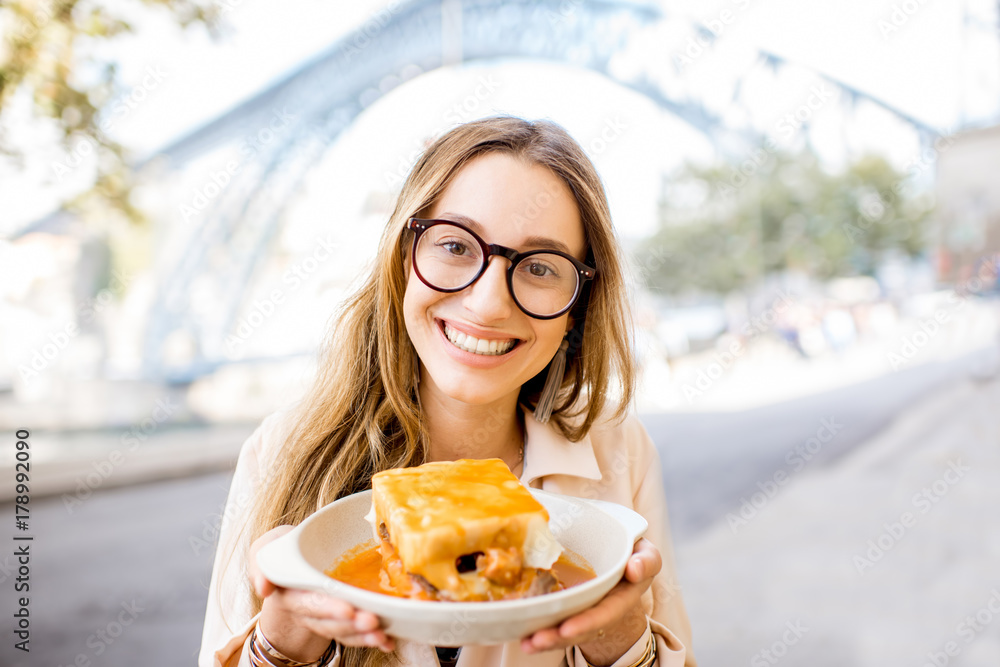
[520,407,603,485]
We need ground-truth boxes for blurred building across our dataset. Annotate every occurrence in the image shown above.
[935,124,1000,283]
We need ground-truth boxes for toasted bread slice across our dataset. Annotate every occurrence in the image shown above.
[369,458,562,596]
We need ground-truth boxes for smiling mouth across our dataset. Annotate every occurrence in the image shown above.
[442,322,519,356]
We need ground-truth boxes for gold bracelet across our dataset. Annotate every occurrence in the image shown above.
[249,624,337,667]
[582,628,656,667]
[637,631,657,667]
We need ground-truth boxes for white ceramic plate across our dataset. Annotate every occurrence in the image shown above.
[256,488,647,646]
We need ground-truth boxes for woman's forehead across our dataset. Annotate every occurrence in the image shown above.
[427,153,586,259]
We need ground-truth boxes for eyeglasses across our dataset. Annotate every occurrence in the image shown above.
[406,217,597,319]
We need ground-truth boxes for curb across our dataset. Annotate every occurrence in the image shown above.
[1,424,253,503]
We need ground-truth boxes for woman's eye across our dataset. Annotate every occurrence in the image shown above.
[439,241,470,255]
[526,262,554,277]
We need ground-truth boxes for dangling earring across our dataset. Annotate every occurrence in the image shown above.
[533,338,569,424]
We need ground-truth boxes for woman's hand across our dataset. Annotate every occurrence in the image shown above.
[520,538,662,666]
[249,525,396,662]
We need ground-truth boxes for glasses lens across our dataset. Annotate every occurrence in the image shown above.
[512,253,580,317]
[414,223,483,290]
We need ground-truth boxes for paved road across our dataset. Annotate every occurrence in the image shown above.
[652,349,992,539]
[0,473,233,667]
[0,350,990,667]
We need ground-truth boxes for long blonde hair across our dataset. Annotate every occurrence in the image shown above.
[238,116,635,667]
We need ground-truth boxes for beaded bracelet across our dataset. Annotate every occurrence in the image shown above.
[249,624,338,667]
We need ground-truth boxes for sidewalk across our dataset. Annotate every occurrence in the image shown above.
[0,422,254,502]
[675,372,1000,666]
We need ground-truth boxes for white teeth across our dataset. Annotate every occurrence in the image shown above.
[443,323,516,356]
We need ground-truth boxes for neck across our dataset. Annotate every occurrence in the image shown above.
[419,377,524,474]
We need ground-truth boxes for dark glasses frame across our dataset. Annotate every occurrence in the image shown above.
[406,217,597,320]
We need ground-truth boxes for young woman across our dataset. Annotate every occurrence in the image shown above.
[199,116,696,667]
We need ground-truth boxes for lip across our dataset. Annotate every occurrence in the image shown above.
[435,319,523,369]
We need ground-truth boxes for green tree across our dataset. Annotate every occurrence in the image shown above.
[0,0,218,224]
[639,147,933,295]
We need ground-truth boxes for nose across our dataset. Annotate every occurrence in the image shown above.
[461,256,514,322]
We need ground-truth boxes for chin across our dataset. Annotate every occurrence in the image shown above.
[432,374,515,406]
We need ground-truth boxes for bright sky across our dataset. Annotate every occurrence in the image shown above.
[2,0,998,239]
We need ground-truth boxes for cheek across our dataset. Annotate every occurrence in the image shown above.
[533,318,570,357]
[402,268,441,339]
[402,273,422,337]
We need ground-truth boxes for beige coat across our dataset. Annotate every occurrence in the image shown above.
[199,407,696,667]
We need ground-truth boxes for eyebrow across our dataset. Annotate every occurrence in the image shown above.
[437,212,577,256]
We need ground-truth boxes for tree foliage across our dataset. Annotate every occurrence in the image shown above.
[639,147,933,295]
[0,0,219,224]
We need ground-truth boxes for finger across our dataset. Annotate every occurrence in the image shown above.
[557,582,641,638]
[625,539,662,583]
[328,626,395,652]
[281,589,357,621]
[297,612,394,650]
[308,626,393,652]
[300,617,362,640]
[255,576,277,599]
[295,608,386,641]
[521,627,562,653]
[351,611,382,633]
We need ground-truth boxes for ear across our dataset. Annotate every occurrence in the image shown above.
[565,315,575,334]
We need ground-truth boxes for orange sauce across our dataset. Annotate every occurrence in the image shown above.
[326,540,596,598]
[552,550,597,589]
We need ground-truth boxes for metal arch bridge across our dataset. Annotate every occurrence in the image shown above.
[143,0,946,380]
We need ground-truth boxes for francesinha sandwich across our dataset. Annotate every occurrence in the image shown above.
[365,458,564,601]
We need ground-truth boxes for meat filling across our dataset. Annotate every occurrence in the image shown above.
[377,523,561,601]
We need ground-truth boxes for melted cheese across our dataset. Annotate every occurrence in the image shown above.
[368,458,563,594]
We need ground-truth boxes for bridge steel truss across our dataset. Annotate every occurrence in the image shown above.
[143,0,945,380]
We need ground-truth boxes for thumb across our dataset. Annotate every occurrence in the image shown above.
[248,524,295,598]
[626,538,661,583]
